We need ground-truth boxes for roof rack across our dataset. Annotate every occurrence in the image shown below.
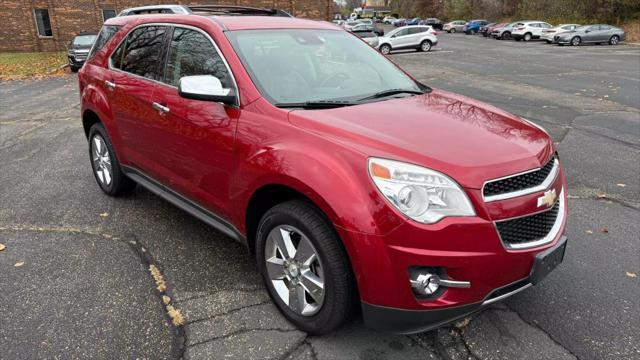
[187,5,293,17]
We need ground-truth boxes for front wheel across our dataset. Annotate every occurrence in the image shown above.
[609,35,619,45]
[256,200,356,335]
[379,44,391,55]
[571,36,581,46]
[419,40,432,52]
[523,33,532,42]
[450,28,456,33]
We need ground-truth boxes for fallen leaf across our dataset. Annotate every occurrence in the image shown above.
[600,227,609,234]
[454,317,471,329]
[626,272,637,278]
[14,261,24,267]
[596,193,607,198]
[616,183,626,187]
[162,295,171,305]
[0,243,5,252]
[99,212,109,217]
[585,230,593,234]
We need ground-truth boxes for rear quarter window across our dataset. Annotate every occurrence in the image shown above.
[88,25,121,60]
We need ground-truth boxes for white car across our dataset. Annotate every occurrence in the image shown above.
[541,24,581,43]
[383,16,398,24]
[377,25,438,54]
[443,20,466,33]
[512,21,553,41]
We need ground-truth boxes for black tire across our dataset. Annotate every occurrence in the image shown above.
[70,65,79,72]
[545,40,552,44]
[450,28,456,33]
[418,40,432,52]
[502,31,511,40]
[571,36,581,46]
[609,35,619,45]
[379,44,391,55]
[88,123,136,196]
[256,200,356,335]
[523,33,532,42]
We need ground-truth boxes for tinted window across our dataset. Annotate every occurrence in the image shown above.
[102,9,117,22]
[89,25,120,59]
[395,28,410,36]
[164,27,231,88]
[120,26,167,80]
[73,35,97,46]
[34,9,53,37]
[408,27,424,35]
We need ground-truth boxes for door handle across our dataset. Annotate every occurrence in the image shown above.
[104,80,116,90]
[152,102,170,115]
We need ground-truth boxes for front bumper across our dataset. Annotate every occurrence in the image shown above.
[68,54,88,67]
[363,235,567,334]
[340,166,567,333]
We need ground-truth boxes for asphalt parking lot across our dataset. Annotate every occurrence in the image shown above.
[1,31,639,360]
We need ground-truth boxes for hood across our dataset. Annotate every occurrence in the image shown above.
[288,89,554,189]
[69,43,93,51]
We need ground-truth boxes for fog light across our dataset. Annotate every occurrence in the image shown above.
[410,273,440,295]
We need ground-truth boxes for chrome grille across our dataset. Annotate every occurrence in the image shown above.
[483,156,558,201]
[496,199,560,248]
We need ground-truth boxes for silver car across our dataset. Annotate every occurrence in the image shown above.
[443,20,466,33]
[556,24,626,46]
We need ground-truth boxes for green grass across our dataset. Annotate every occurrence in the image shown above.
[0,52,67,80]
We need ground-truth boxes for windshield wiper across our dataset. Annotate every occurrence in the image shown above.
[275,100,358,109]
[358,88,425,102]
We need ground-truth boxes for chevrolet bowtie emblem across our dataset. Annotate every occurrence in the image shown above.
[537,189,557,208]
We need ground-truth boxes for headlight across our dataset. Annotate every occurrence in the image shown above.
[368,158,475,224]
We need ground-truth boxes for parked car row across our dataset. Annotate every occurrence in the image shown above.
[444,19,626,46]
[391,17,443,30]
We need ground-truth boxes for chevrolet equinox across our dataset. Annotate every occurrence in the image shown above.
[79,6,568,335]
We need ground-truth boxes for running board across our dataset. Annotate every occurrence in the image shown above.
[122,166,246,245]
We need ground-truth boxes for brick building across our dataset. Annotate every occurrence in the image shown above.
[0,0,334,52]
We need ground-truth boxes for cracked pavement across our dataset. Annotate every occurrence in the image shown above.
[1,32,638,359]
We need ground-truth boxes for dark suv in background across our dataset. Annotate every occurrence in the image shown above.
[67,32,97,72]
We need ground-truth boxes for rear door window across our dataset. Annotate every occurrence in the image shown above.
[118,26,167,80]
[163,27,232,88]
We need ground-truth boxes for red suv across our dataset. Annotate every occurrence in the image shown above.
[79,7,568,335]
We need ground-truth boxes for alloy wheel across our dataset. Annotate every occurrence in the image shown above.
[421,41,431,52]
[380,45,391,55]
[91,135,112,187]
[571,37,581,46]
[265,225,325,316]
[610,36,619,45]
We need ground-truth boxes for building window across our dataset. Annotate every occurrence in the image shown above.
[102,9,117,22]
[34,9,53,37]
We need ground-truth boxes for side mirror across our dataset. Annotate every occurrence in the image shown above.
[178,75,236,105]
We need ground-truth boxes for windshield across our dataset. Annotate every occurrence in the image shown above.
[73,35,97,46]
[226,29,421,105]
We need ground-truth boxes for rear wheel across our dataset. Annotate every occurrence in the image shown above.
[450,28,456,33]
[419,40,432,52]
[571,36,581,46]
[379,44,391,55]
[88,123,136,196]
[256,200,356,335]
[501,31,511,40]
[523,33,532,42]
[609,35,619,45]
